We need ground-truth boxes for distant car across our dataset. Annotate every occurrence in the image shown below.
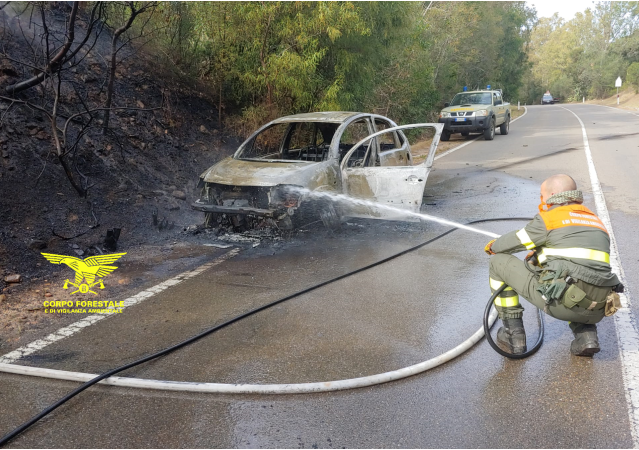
[553,97,561,103]
[192,112,442,230]
[542,94,554,105]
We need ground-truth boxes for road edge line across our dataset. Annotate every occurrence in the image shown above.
[0,248,240,364]
[434,106,528,161]
[574,103,639,117]
[560,105,639,447]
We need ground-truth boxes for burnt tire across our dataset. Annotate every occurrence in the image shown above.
[319,201,341,230]
[483,118,495,141]
[204,212,220,228]
[499,114,510,135]
[441,130,451,141]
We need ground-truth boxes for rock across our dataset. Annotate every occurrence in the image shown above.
[74,249,84,256]
[45,292,53,297]
[0,294,5,303]
[136,100,145,109]
[167,185,177,191]
[29,128,39,136]
[199,125,208,134]
[4,274,21,283]
[2,150,9,158]
[166,200,180,211]
[35,131,49,140]
[71,243,79,249]
[172,190,186,200]
[28,239,47,250]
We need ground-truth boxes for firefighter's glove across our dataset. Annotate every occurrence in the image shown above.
[526,250,540,267]
[536,269,569,302]
[484,239,496,255]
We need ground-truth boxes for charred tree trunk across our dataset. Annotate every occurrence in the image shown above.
[103,6,135,133]
[102,2,154,133]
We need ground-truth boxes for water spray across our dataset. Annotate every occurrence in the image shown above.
[288,186,501,239]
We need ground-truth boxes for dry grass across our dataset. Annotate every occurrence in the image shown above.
[586,88,639,112]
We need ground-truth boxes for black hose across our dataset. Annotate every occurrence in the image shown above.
[0,217,533,446]
[483,284,545,359]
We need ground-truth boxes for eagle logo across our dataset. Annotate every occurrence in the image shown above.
[40,252,127,295]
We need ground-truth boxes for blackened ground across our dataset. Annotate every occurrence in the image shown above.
[0,6,247,345]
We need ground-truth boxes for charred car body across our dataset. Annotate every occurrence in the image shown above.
[193,112,442,230]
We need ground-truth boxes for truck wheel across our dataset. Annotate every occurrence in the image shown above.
[499,114,510,135]
[483,118,495,141]
[441,130,451,141]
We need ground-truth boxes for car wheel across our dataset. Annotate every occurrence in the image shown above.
[204,212,220,228]
[461,132,469,137]
[319,201,341,230]
[483,118,495,141]
[499,114,510,135]
[441,130,451,141]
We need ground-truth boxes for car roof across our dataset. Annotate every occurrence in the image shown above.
[456,90,495,94]
[271,111,364,124]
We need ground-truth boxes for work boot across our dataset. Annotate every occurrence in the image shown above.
[570,324,600,356]
[496,318,527,354]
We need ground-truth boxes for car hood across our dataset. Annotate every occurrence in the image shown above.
[200,157,333,187]
[441,104,489,113]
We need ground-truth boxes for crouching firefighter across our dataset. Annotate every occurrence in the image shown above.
[484,174,623,356]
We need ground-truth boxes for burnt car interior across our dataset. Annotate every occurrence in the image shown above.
[239,122,338,162]
[236,118,410,168]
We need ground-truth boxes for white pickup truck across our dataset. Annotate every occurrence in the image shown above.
[438,90,510,141]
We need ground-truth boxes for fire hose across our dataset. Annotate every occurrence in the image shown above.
[0,217,541,446]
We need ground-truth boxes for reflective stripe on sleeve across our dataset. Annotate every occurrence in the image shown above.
[538,247,610,264]
[516,228,536,250]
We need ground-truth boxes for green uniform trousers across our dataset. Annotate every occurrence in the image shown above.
[489,254,610,332]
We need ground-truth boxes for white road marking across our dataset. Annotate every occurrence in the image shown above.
[434,106,528,161]
[574,103,639,117]
[0,248,240,364]
[560,105,639,447]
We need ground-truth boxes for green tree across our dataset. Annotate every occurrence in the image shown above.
[628,61,639,91]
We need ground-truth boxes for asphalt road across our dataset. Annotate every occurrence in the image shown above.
[1,104,638,448]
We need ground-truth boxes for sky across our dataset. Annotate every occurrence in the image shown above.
[530,0,596,20]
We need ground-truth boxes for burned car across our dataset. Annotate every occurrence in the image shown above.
[192,112,442,230]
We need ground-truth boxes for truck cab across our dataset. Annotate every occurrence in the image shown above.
[438,89,510,141]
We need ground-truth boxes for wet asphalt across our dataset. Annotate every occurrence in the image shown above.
[1,105,638,448]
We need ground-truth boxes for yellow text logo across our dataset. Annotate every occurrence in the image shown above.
[41,252,127,295]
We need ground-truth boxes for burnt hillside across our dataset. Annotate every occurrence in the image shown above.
[0,4,236,295]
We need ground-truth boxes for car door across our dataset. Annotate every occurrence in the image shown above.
[372,117,413,167]
[338,123,443,220]
[494,92,506,124]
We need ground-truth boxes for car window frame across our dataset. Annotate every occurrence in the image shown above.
[234,122,332,163]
